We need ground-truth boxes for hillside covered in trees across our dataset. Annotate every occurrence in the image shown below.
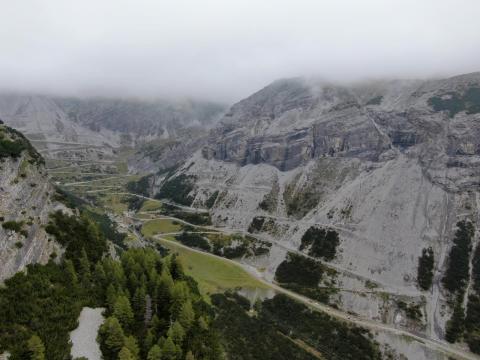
[0,201,386,360]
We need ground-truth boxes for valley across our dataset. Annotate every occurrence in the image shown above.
[1,72,480,359]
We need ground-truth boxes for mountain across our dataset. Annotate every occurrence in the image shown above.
[0,94,226,169]
[154,72,480,349]
[0,122,62,280]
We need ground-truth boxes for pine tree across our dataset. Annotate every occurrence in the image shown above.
[79,247,91,279]
[132,286,146,323]
[445,298,465,343]
[98,316,125,360]
[157,269,174,317]
[143,329,155,355]
[170,255,184,279]
[147,344,162,360]
[417,247,434,291]
[118,347,135,360]
[106,284,118,313]
[197,316,209,331]
[27,335,45,360]
[161,337,178,360]
[64,259,78,288]
[113,295,134,330]
[170,282,190,317]
[167,321,185,345]
[185,351,195,360]
[124,335,140,359]
[178,300,195,330]
[94,262,107,286]
[148,268,158,294]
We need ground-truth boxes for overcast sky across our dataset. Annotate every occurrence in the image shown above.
[1,0,479,103]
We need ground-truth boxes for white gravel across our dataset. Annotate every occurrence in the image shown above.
[70,307,105,360]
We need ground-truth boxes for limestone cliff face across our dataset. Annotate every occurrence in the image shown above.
[202,73,480,189]
[0,124,61,281]
[166,72,480,345]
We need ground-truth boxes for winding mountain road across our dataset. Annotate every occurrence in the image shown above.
[156,236,480,360]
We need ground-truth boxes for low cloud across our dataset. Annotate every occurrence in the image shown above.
[1,0,479,103]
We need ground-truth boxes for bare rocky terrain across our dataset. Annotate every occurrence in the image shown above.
[0,123,63,280]
[155,72,480,348]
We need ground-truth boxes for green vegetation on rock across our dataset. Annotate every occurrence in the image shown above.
[126,174,154,197]
[212,292,382,360]
[205,190,219,209]
[417,247,434,291]
[300,226,340,261]
[428,87,480,117]
[0,125,43,164]
[442,220,476,348]
[156,174,196,206]
[276,253,323,288]
[442,220,474,296]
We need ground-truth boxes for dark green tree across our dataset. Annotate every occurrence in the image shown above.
[113,296,134,330]
[98,316,125,360]
[417,247,434,290]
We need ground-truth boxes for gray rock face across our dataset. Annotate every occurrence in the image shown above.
[169,72,480,356]
[202,73,480,185]
[0,125,62,281]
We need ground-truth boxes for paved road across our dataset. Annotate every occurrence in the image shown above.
[156,236,480,360]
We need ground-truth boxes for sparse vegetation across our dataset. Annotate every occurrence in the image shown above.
[248,216,265,233]
[283,181,321,219]
[258,180,279,212]
[397,301,422,321]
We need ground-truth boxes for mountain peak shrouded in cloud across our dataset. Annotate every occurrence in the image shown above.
[1,0,479,103]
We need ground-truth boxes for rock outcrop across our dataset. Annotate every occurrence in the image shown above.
[0,123,61,280]
[165,72,480,346]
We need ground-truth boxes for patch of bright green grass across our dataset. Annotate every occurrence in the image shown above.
[139,199,163,212]
[141,219,182,237]
[157,238,268,297]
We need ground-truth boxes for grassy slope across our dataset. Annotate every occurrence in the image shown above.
[157,238,268,296]
[141,219,182,237]
[139,199,163,212]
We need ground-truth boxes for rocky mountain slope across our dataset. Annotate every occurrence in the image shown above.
[157,72,480,349]
[0,122,62,280]
[0,94,225,168]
